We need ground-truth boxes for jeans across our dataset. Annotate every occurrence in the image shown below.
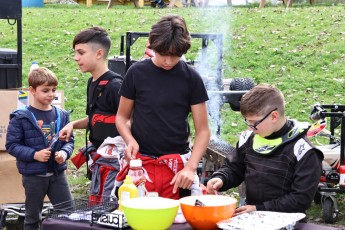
[22,172,72,230]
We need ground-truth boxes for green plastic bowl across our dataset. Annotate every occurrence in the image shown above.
[122,197,179,230]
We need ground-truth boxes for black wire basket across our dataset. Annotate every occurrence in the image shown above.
[47,195,118,225]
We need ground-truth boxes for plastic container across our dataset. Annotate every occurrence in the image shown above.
[30,61,39,72]
[129,159,146,197]
[118,175,138,211]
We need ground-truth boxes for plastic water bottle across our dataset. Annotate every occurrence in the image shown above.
[30,61,39,72]
[118,175,138,211]
[128,159,146,197]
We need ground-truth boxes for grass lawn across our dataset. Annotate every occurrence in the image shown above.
[1,1,344,226]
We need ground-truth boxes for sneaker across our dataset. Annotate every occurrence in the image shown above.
[157,0,166,8]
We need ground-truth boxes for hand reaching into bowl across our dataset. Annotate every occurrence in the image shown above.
[206,178,224,194]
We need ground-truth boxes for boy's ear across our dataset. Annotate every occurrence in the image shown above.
[271,110,279,122]
[28,86,35,94]
[96,48,104,60]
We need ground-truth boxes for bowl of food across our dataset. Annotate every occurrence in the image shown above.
[179,195,237,230]
[121,197,179,230]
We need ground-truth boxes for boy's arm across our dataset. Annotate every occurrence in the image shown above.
[211,148,246,192]
[171,102,210,193]
[6,118,37,161]
[116,96,138,161]
[59,114,75,160]
[59,117,88,142]
[186,102,210,172]
[212,130,251,191]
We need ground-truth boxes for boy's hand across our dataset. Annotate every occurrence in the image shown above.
[233,205,257,216]
[34,148,51,162]
[124,139,139,162]
[206,178,223,194]
[55,151,66,164]
[170,167,195,194]
[59,123,73,142]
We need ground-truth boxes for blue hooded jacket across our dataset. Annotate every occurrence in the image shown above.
[6,106,74,175]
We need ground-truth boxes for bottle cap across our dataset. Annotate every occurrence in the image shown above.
[124,175,133,183]
[130,159,142,167]
[32,61,38,65]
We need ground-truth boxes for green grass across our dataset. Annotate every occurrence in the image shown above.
[1,2,345,226]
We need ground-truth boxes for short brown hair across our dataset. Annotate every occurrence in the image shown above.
[240,84,285,117]
[73,26,111,58]
[149,15,191,57]
[28,67,58,89]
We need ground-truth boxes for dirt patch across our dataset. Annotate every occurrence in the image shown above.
[307,218,345,229]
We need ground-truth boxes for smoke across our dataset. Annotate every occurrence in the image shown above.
[193,5,231,137]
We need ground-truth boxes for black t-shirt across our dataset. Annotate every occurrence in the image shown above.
[86,70,123,148]
[120,59,209,156]
[86,70,122,116]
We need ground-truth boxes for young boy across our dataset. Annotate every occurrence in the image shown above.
[59,27,123,201]
[207,84,324,214]
[116,15,210,199]
[6,67,74,230]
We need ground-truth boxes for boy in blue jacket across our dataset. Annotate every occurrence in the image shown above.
[6,67,74,230]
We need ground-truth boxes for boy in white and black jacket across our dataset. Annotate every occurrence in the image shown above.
[207,84,323,215]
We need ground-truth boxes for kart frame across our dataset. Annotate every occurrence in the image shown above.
[310,104,345,223]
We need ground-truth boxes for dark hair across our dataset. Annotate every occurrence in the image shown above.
[240,84,285,117]
[149,15,191,57]
[28,67,58,89]
[73,26,111,57]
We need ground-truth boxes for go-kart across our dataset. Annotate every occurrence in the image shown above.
[307,104,345,224]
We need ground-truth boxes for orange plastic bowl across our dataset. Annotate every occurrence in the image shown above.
[179,195,237,230]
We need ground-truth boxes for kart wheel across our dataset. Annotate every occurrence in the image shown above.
[229,77,255,111]
[230,77,255,91]
[323,197,338,223]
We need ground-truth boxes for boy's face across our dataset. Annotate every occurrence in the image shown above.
[152,53,181,70]
[29,83,57,110]
[74,43,100,73]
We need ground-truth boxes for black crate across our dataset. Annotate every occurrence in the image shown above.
[108,56,126,78]
[0,48,21,89]
[0,0,22,19]
[47,196,118,224]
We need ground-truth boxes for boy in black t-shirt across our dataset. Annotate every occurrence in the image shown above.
[6,67,74,230]
[59,27,123,202]
[116,15,210,199]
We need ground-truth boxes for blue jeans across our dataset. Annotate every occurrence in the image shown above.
[22,172,72,230]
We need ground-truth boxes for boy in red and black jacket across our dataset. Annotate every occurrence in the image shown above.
[59,27,123,201]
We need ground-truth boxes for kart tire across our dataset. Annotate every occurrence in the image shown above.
[229,77,255,111]
[322,197,338,223]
